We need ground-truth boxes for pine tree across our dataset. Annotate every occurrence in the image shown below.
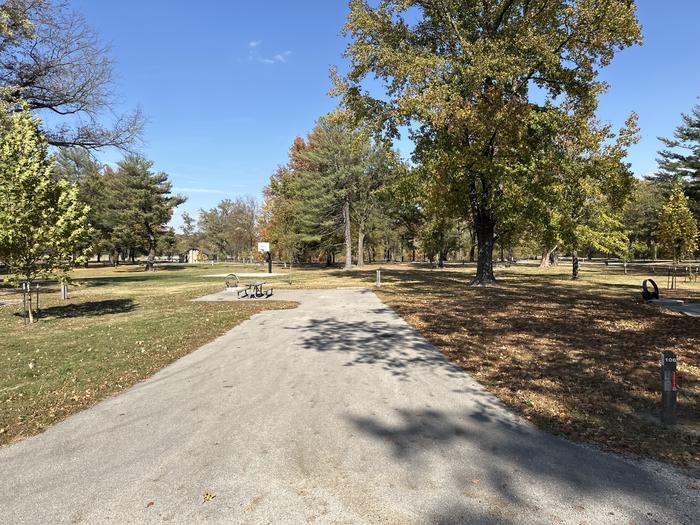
[655,103,700,184]
[654,102,700,216]
[109,156,185,271]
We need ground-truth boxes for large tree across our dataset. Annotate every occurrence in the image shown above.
[0,0,142,150]
[109,156,185,271]
[653,102,700,218]
[263,116,399,268]
[198,197,259,261]
[623,179,664,260]
[0,109,92,322]
[655,102,700,185]
[656,180,698,264]
[53,147,113,260]
[334,0,641,284]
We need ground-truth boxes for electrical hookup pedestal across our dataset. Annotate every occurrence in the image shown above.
[660,351,678,425]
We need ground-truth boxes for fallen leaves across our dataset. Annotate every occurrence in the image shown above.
[379,267,700,466]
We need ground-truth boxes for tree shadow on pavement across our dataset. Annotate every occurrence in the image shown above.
[371,268,700,466]
[295,316,466,381]
[347,403,699,525]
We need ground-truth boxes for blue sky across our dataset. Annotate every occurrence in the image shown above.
[70,0,700,230]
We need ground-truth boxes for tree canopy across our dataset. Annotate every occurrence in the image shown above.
[333,0,642,284]
[656,180,698,264]
[0,0,143,150]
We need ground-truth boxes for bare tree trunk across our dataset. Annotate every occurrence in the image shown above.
[25,276,35,324]
[343,200,352,271]
[572,253,580,280]
[539,246,557,268]
[357,217,365,267]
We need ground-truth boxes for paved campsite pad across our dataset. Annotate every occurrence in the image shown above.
[1,289,697,524]
[651,298,700,317]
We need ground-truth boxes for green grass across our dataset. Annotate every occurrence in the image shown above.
[0,263,297,445]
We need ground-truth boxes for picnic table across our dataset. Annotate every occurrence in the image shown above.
[225,274,274,298]
[237,282,274,299]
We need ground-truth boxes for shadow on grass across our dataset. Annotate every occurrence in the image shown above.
[18,299,138,320]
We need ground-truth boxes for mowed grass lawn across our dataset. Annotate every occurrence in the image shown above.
[0,264,297,446]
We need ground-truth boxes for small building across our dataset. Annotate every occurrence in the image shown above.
[183,248,211,263]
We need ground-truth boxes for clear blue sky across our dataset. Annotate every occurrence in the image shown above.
[70,0,700,230]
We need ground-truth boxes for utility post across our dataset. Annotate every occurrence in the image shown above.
[660,351,678,425]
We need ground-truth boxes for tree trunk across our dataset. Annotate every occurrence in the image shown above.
[146,231,156,271]
[438,231,445,268]
[343,200,352,271]
[25,277,35,324]
[470,182,496,286]
[472,222,495,284]
[412,248,416,262]
[539,246,557,268]
[572,253,580,280]
[357,218,365,267]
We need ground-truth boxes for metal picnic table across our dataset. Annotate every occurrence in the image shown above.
[237,281,273,299]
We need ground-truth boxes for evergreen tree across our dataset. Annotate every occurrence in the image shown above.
[109,156,185,271]
[54,148,111,262]
[292,116,374,270]
[653,102,700,218]
[622,179,664,259]
[655,103,700,185]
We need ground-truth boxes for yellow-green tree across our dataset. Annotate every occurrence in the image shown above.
[0,109,92,322]
[656,180,698,264]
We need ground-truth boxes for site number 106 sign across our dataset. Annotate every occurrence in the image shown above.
[257,242,270,253]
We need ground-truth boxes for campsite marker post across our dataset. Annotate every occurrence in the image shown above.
[661,351,678,425]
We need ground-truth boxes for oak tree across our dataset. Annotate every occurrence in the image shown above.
[334,0,641,284]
